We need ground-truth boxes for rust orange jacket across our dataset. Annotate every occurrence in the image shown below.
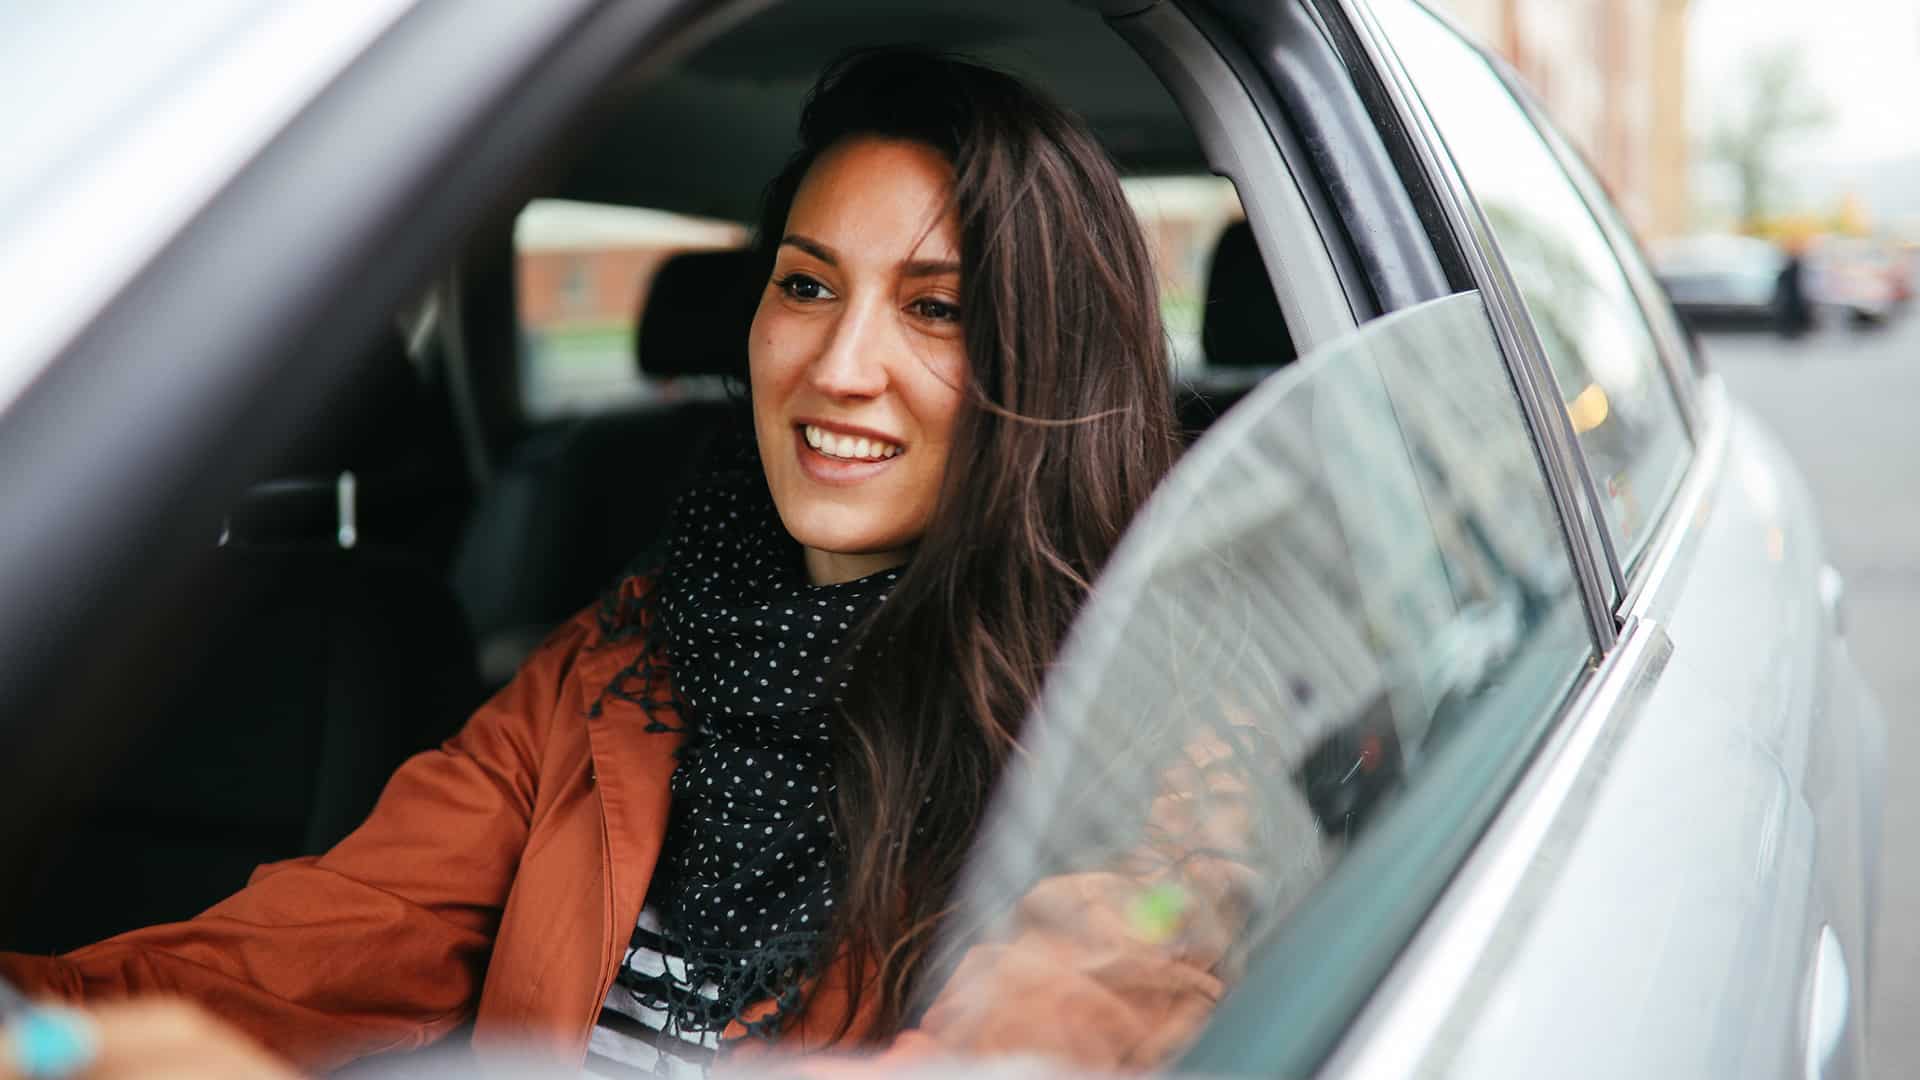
[0,579,1225,1073]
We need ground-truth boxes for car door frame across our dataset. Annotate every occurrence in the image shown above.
[0,0,723,852]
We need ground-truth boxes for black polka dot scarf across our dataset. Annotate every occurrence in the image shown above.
[607,460,898,1043]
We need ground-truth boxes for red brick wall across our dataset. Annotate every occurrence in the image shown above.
[518,247,686,329]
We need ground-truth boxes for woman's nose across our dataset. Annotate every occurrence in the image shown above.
[808,299,891,399]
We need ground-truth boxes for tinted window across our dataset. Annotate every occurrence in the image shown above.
[513,199,746,420]
[1121,175,1250,371]
[1377,1,1690,565]
[514,184,1263,420]
[945,293,1591,1067]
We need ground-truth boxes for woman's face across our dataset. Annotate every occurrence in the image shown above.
[750,136,969,586]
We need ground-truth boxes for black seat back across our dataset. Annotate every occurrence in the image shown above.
[6,335,481,953]
[453,248,755,687]
[1178,220,1296,439]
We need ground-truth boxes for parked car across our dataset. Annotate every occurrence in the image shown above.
[1652,233,1800,333]
[0,1,1881,1078]
[1810,235,1909,326]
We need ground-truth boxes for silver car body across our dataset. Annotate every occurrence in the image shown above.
[1326,387,1885,1079]
[0,1,1884,1078]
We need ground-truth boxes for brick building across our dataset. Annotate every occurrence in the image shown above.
[1440,0,1692,240]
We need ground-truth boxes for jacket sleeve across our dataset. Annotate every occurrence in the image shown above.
[0,612,598,1072]
[875,871,1231,1070]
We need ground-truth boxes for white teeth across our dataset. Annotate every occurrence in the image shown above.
[803,425,900,461]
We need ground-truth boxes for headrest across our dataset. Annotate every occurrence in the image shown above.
[636,248,757,379]
[1201,220,1296,369]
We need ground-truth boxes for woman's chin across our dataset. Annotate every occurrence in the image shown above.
[789,530,915,585]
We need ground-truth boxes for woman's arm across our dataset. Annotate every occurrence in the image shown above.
[870,725,1269,1071]
[0,613,597,1073]
[878,871,1230,1070]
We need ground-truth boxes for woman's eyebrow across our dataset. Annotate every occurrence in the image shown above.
[781,235,959,278]
[900,258,961,278]
[780,234,837,265]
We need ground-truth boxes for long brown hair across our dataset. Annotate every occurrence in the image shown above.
[747,48,1180,1035]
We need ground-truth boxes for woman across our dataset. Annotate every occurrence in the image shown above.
[0,47,1196,1076]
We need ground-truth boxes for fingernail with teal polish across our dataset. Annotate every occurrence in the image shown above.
[12,1008,99,1079]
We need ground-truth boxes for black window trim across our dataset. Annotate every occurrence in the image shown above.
[1318,0,1626,648]
[1190,0,1460,317]
[1111,0,1359,354]
[1382,0,1709,606]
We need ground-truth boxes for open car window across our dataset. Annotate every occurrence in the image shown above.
[939,292,1594,1070]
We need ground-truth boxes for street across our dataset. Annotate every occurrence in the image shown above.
[1705,312,1919,1072]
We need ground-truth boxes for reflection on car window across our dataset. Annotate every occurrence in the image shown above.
[1376,1,1691,565]
[939,293,1590,1063]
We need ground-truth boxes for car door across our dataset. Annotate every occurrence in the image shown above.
[1302,3,1884,1078]
[937,283,1606,1076]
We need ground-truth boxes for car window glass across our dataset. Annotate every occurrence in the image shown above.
[514,181,1270,421]
[1122,176,1254,371]
[1549,129,1700,396]
[514,199,747,420]
[941,292,1591,1065]
[1376,1,1691,566]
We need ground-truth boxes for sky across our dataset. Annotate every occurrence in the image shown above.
[1690,0,1920,168]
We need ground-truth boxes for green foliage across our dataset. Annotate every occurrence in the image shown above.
[1704,45,1833,227]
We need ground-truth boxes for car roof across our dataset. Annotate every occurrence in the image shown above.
[547,0,1207,219]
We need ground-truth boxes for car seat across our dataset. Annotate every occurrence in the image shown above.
[1177,219,1297,439]
[4,333,484,954]
[452,248,754,688]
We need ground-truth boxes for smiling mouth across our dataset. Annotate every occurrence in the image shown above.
[802,423,902,462]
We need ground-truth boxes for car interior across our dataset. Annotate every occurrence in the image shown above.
[1,0,1302,968]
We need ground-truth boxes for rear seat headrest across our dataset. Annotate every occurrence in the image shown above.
[636,248,757,380]
[1201,220,1296,369]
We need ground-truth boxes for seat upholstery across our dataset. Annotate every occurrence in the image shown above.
[5,335,482,954]
[452,248,756,687]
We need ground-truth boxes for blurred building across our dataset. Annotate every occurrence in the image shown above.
[1439,0,1692,241]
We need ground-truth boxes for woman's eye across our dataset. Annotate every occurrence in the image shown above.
[775,273,833,302]
[909,297,961,323]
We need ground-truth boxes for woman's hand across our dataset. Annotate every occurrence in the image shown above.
[1,999,300,1079]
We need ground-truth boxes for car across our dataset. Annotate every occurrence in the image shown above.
[1809,235,1908,327]
[0,1,1883,1078]
[1652,233,1799,332]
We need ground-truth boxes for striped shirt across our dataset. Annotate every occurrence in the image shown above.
[584,907,721,1078]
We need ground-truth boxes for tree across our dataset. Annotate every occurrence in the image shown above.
[1703,46,1832,228]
